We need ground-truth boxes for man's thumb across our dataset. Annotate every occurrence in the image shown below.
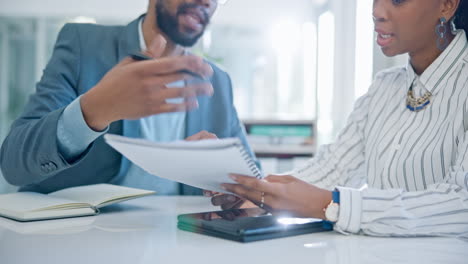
[119,56,135,66]
[145,34,167,58]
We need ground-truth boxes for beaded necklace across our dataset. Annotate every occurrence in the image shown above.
[406,83,432,112]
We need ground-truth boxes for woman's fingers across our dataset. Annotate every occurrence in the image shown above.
[228,174,272,192]
[264,174,294,183]
[211,194,239,206]
[221,183,274,209]
[203,190,220,197]
[221,198,245,210]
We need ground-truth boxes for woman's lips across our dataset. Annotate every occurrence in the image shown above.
[376,30,395,47]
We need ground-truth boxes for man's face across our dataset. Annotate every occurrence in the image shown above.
[156,0,218,47]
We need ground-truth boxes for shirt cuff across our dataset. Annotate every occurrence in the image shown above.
[57,96,109,161]
[334,186,362,234]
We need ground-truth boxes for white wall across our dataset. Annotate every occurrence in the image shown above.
[373,44,408,75]
[0,0,315,27]
[331,0,358,135]
[0,0,148,20]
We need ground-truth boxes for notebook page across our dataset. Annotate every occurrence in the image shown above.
[0,192,87,213]
[49,184,155,208]
[0,214,96,234]
[108,135,240,149]
[105,135,260,194]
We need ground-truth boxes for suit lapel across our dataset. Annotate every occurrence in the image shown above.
[119,14,145,140]
[117,15,143,62]
[186,108,202,138]
[116,16,145,180]
[185,62,215,137]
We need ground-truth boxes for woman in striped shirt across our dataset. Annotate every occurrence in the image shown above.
[217,0,468,238]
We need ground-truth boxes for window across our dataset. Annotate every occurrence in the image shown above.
[197,1,331,121]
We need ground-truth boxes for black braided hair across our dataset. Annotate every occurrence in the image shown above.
[455,0,468,38]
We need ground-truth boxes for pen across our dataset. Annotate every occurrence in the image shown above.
[129,52,208,81]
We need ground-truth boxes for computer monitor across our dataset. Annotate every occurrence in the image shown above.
[242,119,316,158]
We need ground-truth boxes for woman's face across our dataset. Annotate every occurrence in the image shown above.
[373,0,443,57]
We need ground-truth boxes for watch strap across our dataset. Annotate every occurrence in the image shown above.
[332,190,340,204]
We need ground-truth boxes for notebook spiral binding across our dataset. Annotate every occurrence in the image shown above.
[236,143,263,179]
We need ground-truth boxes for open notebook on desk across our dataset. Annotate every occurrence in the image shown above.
[104,134,263,194]
[0,184,155,222]
[0,209,154,235]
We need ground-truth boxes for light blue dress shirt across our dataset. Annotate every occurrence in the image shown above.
[57,17,185,194]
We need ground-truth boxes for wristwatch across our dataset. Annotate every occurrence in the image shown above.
[324,190,340,223]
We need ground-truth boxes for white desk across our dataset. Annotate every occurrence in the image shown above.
[0,196,466,264]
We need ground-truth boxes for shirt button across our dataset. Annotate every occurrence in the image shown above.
[41,162,57,173]
[40,164,48,173]
[48,162,57,171]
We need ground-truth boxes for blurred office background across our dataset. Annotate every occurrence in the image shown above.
[0,0,406,193]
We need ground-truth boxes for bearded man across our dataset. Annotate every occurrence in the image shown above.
[0,0,255,195]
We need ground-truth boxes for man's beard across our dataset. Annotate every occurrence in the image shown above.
[156,1,209,47]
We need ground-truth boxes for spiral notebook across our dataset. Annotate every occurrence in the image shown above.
[104,134,262,193]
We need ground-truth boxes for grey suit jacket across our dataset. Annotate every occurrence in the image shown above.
[0,16,255,194]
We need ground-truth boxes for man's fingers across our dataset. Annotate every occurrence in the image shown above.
[119,57,135,66]
[162,83,214,99]
[156,100,199,113]
[145,35,167,58]
[138,55,213,79]
[186,131,217,141]
[145,73,196,86]
[141,74,212,99]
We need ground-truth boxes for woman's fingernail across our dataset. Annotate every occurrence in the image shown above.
[229,174,237,181]
[221,184,227,190]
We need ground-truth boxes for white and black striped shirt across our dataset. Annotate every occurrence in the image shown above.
[293,30,468,238]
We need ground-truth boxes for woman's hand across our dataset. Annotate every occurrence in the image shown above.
[203,190,257,210]
[221,174,332,219]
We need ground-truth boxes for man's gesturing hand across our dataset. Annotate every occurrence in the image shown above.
[80,35,214,131]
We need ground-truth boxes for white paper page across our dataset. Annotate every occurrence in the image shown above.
[105,135,260,194]
[0,192,86,213]
[109,135,241,149]
[0,214,96,234]
[49,184,155,208]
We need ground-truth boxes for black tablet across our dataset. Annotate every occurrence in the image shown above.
[177,208,333,243]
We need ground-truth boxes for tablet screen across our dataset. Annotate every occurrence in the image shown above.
[181,207,269,221]
[178,207,330,242]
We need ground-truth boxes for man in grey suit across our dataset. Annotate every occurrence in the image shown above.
[0,0,255,195]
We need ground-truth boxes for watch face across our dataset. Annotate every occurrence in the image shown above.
[325,203,340,223]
